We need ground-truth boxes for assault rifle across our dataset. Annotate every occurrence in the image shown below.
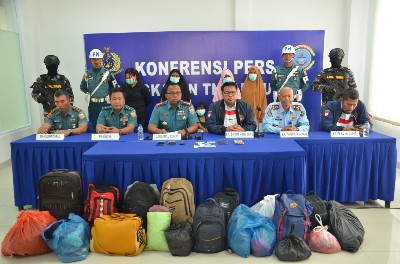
[319,72,349,100]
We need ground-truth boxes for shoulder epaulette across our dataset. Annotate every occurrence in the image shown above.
[46,107,58,118]
[124,105,134,111]
[270,104,280,110]
[292,104,303,111]
[156,102,165,107]
[72,105,82,113]
[181,101,191,106]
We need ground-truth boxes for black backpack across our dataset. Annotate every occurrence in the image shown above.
[123,181,159,229]
[213,188,240,220]
[304,191,327,229]
[193,199,226,253]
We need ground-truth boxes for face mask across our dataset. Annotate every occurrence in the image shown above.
[223,77,233,83]
[196,109,205,116]
[249,73,257,81]
[126,78,134,85]
[170,76,180,83]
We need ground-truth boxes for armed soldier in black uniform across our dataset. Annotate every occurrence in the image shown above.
[312,48,357,106]
[31,55,74,117]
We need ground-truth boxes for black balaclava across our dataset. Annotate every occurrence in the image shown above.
[329,48,345,68]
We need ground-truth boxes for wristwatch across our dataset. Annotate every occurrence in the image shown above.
[68,129,73,136]
[184,127,188,135]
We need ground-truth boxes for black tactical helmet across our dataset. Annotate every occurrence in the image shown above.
[44,55,60,66]
[328,48,345,59]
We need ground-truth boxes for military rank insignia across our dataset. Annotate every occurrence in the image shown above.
[270,105,279,110]
[293,105,302,111]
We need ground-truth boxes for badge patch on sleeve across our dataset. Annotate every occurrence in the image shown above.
[325,110,331,116]
[207,111,212,117]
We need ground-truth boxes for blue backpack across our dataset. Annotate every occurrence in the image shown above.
[272,193,313,241]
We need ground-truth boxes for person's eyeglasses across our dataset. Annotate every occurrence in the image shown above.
[166,92,182,96]
[223,91,237,96]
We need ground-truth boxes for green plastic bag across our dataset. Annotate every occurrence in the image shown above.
[145,212,171,251]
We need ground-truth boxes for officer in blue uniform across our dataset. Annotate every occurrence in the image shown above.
[37,90,88,136]
[80,48,118,128]
[148,83,199,135]
[263,87,310,133]
[96,87,137,135]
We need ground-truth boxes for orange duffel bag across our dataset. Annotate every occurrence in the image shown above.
[90,213,146,256]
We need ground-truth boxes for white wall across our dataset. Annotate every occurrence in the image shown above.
[2,0,398,164]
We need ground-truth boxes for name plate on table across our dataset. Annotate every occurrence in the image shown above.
[280,131,309,138]
[91,133,120,140]
[330,131,360,138]
[225,131,254,138]
[36,134,65,140]
[153,134,182,140]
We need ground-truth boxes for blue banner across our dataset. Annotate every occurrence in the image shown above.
[83,31,324,131]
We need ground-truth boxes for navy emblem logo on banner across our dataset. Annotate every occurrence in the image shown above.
[103,47,123,75]
[294,44,315,71]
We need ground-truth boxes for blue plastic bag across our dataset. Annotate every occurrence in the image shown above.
[228,204,276,258]
[41,213,90,263]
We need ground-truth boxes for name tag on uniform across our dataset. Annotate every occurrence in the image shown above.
[280,131,309,138]
[36,134,65,140]
[153,133,182,140]
[225,131,254,138]
[91,133,120,140]
[330,131,360,138]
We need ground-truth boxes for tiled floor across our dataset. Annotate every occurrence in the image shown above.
[0,164,399,264]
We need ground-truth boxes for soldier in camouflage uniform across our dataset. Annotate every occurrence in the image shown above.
[312,48,357,106]
[31,55,74,117]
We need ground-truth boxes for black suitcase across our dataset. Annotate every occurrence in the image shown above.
[38,169,83,220]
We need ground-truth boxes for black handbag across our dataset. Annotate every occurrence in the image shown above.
[275,224,312,261]
[164,222,194,256]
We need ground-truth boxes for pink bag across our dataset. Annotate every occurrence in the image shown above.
[307,214,341,254]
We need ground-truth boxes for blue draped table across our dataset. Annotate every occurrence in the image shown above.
[10,134,135,207]
[82,139,306,206]
[294,132,397,204]
[11,131,396,208]
[204,132,397,204]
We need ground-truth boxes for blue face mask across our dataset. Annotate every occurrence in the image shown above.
[223,77,233,83]
[170,76,180,83]
[249,73,257,82]
[126,78,134,85]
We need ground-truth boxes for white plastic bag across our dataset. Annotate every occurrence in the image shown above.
[251,194,277,219]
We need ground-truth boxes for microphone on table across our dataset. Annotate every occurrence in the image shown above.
[181,121,192,140]
[255,106,264,138]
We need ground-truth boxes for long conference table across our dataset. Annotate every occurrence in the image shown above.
[10,132,397,208]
